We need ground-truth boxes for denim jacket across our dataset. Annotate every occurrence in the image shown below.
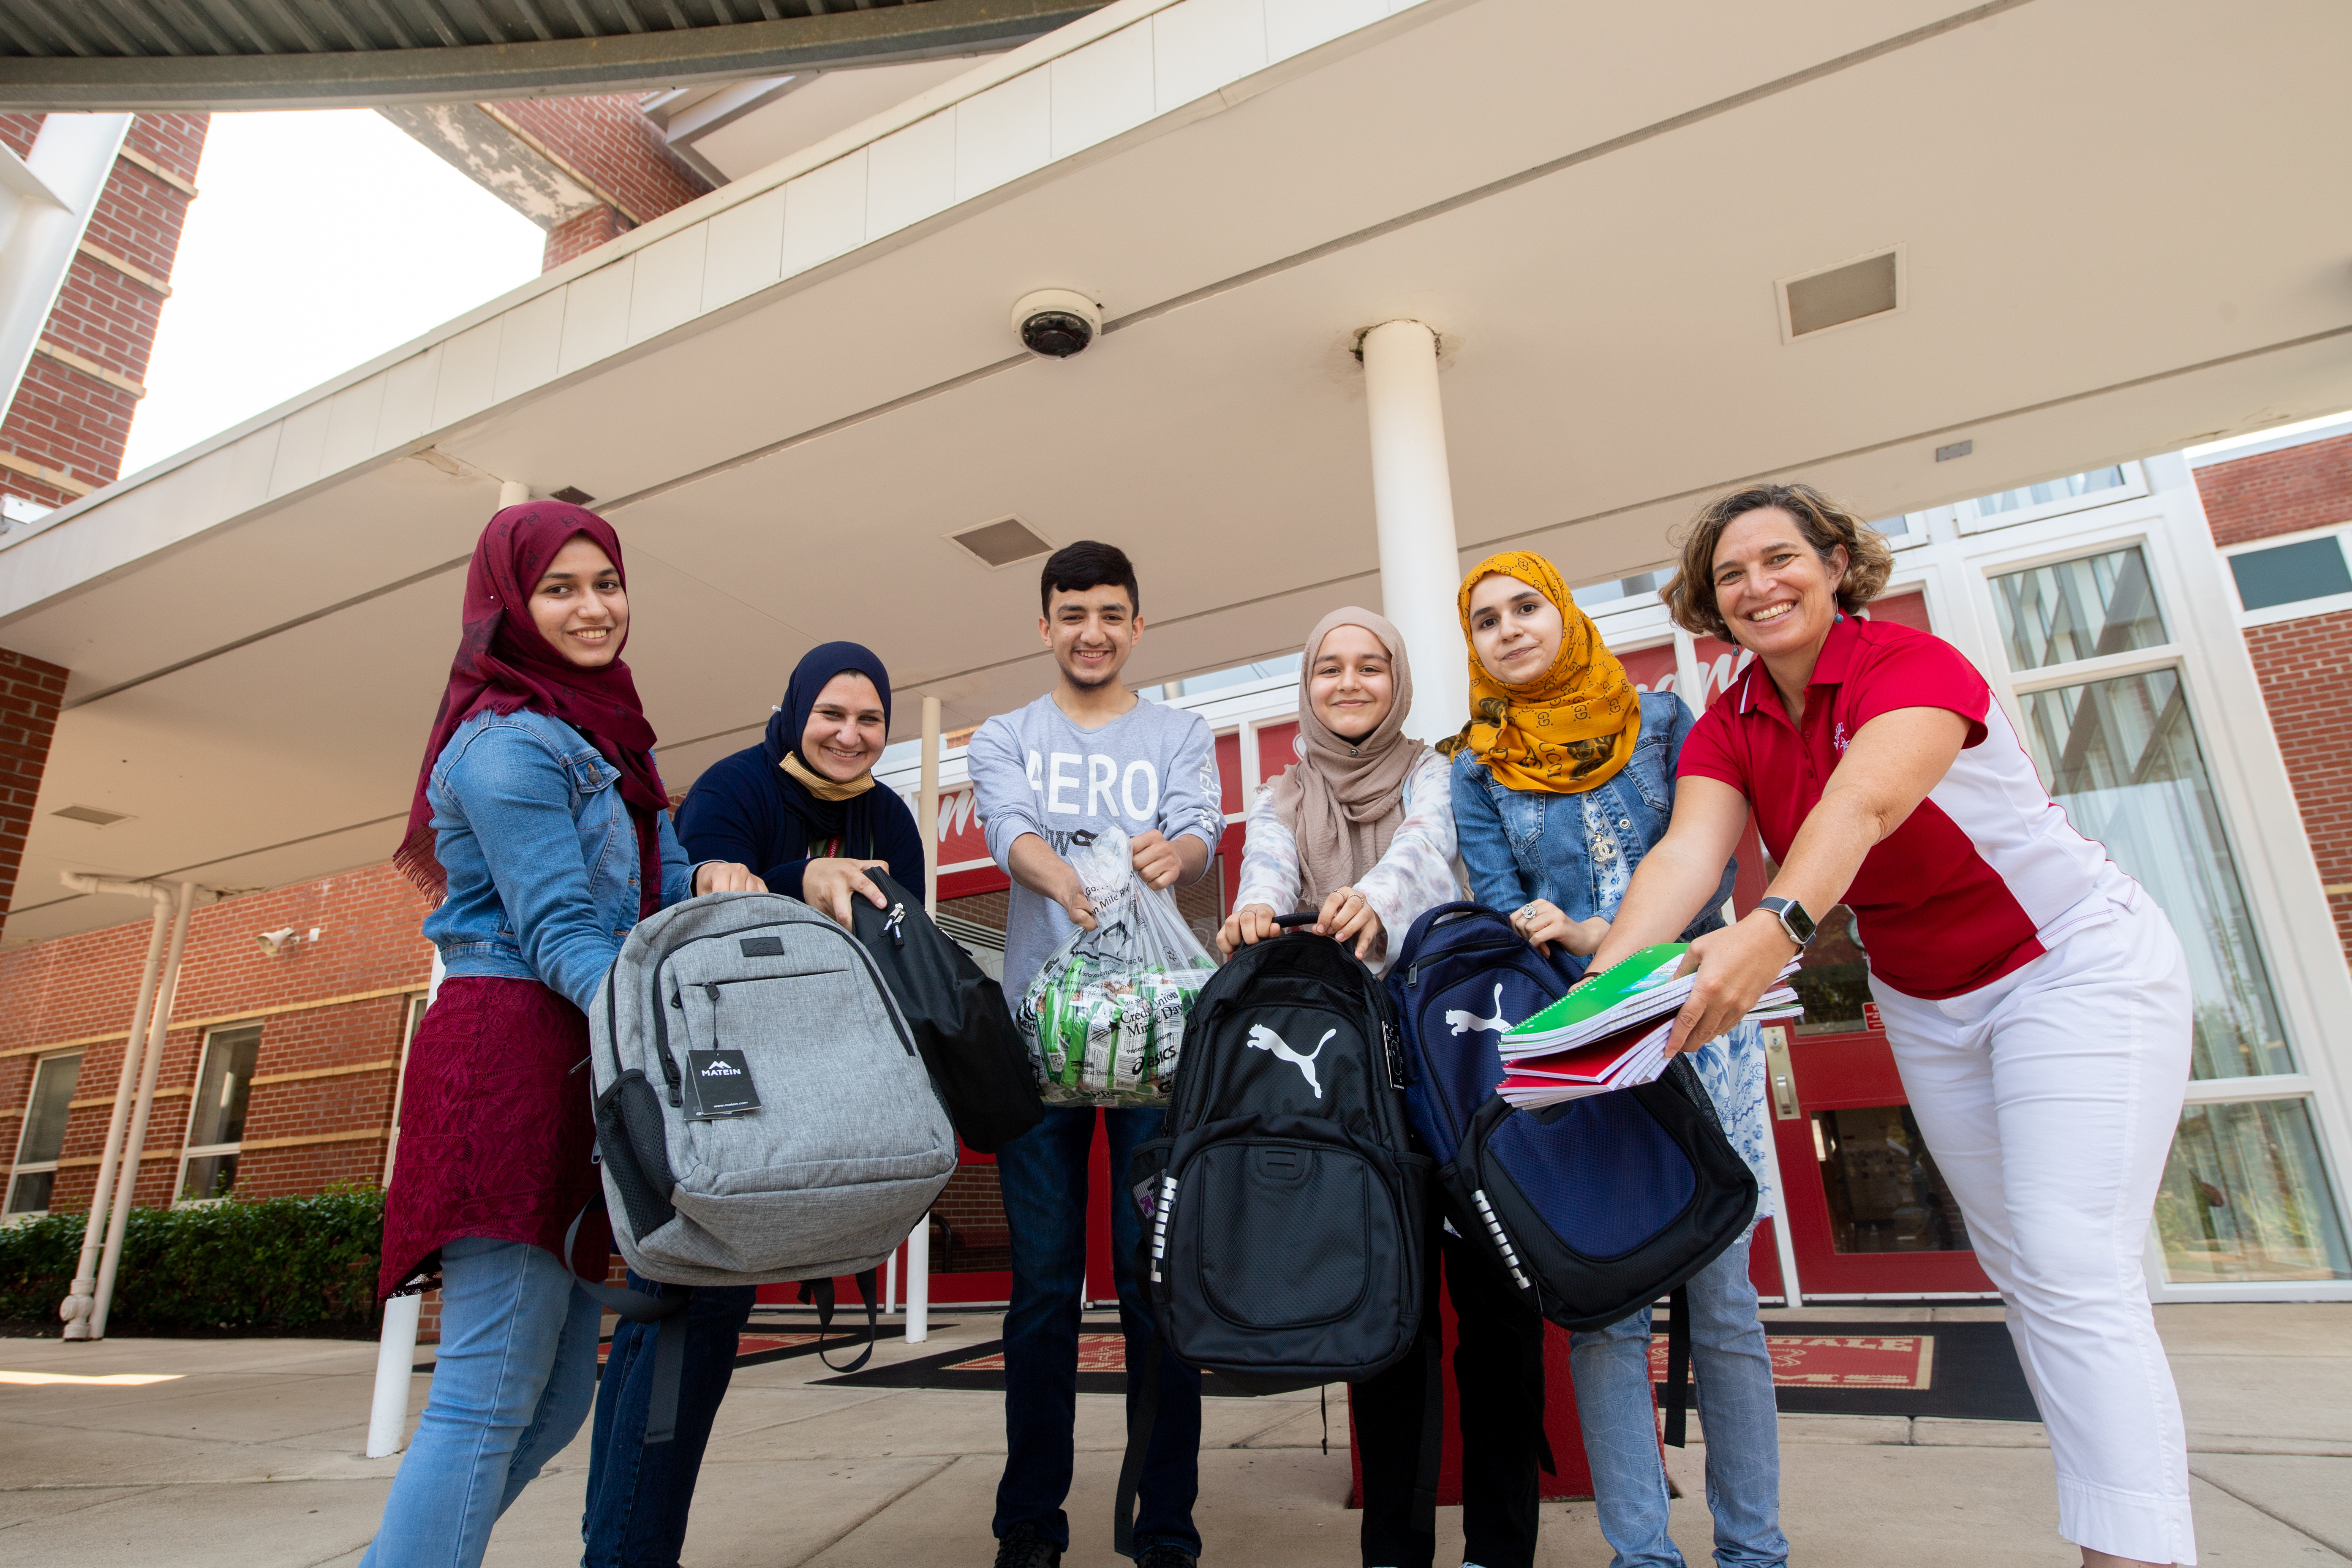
[1451,690,1735,981]
[421,708,694,1014]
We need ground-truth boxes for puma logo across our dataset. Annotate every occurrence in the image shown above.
[1445,983,1511,1037]
[1246,1023,1335,1100]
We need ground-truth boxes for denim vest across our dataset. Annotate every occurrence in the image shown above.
[422,708,693,1014]
[1451,690,1736,980]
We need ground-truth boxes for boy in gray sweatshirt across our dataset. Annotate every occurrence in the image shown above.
[966,542,1222,1568]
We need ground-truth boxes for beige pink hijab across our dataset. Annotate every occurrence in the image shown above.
[1267,607,1427,912]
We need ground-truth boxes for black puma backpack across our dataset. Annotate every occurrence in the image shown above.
[1116,922,1433,1551]
[1128,920,1432,1395]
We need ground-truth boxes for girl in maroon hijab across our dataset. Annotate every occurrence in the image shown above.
[363,503,759,1568]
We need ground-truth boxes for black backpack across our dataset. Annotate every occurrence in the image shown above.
[848,872,1042,1154]
[1116,920,1432,1549]
[1388,901,1759,1442]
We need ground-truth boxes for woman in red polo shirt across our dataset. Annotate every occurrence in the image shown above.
[1585,484,2194,1568]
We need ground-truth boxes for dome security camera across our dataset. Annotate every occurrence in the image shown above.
[1011,289,1103,358]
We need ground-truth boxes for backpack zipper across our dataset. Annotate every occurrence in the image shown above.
[1470,1187,1531,1292]
[1148,1173,1178,1282]
[651,916,919,1061]
[883,902,906,949]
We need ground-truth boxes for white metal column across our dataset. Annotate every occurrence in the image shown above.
[55,876,174,1339]
[0,115,132,423]
[89,879,196,1339]
[905,695,942,1344]
[1360,319,1468,743]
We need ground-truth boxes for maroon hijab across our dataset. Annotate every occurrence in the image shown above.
[397,502,669,898]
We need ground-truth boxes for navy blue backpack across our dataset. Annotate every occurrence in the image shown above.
[1387,902,1759,1442]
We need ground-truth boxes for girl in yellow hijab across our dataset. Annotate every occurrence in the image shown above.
[1440,549,1643,792]
[1446,548,1785,1568]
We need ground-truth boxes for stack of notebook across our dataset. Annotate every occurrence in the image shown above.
[1495,942,1804,1107]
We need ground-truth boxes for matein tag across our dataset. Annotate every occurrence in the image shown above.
[685,1050,761,1119]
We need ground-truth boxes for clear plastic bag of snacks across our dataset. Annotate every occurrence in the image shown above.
[1014,825,1217,1107]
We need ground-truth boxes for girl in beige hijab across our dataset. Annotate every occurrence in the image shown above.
[1217,607,1460,971]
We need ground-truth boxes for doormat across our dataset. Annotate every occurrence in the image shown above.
[817,1319,2039,1422]
[813,1323,1258,1398]
[1650,1318,2039,1423]
[417,1321,956,1375]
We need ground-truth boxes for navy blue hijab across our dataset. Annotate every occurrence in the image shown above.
[765,641,894,839]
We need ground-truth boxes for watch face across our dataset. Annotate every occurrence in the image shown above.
[1765,897,1816,946]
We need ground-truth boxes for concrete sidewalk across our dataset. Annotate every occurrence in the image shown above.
[0,1303,2342,1567]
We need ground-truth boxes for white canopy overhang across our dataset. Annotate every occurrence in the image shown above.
[3,0,2347,943]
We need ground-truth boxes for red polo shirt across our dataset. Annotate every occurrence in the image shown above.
[1676,615,2115,999]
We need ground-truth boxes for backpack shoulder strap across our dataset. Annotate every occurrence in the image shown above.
[561,1197,691,1443]
[803,1270,882,1374]
[1662,1284,1693,1447]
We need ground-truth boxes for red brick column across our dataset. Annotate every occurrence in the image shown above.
[0,646,68,942]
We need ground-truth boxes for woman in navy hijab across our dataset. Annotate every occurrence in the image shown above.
[678,639,926,922]
[582,641,926,1566]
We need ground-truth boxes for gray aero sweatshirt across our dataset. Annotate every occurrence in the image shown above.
[967,692,1225,1001]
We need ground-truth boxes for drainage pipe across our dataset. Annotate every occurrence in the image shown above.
[365,1292,423,1459]
[54,874,175,1341]
[365,947,443,1457]
[90,880,196,1339]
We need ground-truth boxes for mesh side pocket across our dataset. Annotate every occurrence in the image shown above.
[595,1070,677,1240]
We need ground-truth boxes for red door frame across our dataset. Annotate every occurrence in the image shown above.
[1773,1028,1995,1296]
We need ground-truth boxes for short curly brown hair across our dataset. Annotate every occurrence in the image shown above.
[1660,482,1895,640]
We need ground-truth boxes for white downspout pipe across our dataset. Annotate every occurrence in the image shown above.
[367,948,442,1459]
[905,695,941,1345]
[54,874,174,1340]
[90,880,196,1339]
[1359,320,1469,744]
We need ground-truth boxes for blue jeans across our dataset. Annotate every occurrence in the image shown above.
[362,1237,602,1568]
[582,1277,759,1567]
[994,1105,1202,1557]
[1567,1236,1787,1568]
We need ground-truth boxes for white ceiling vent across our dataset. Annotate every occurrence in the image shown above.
[950,516,1054,569]
[1779,245,1905,342]
[53,805,129,827]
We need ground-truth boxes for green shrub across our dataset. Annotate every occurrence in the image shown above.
[0,1185,383,1336]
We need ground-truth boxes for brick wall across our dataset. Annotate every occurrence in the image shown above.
[2197,430,2352,548]
[2235,609,2352,962]
[485,95,712,273]
[0,112,208,510]
[0,862,435,1214]
[2197,436,2352,969]
[544,205,628,270]
[0,648,66,945]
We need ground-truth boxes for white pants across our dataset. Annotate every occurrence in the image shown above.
[1870,887,2196,1565]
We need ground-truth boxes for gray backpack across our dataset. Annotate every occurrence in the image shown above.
[590,891,957,1289]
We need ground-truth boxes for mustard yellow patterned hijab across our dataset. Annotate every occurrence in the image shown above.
[1439,550,1641,795]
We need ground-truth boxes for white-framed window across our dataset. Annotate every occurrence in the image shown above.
[177,1024,261,1204]
[1955,462,2147,534]
[1568,568,1670,615]
[2219,523,2352,627]
[6,1052,84,1217]
[1870,513,1935,550]
[1983,541,2350,1286]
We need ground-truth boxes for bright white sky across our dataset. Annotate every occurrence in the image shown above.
[120,110,544,477]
